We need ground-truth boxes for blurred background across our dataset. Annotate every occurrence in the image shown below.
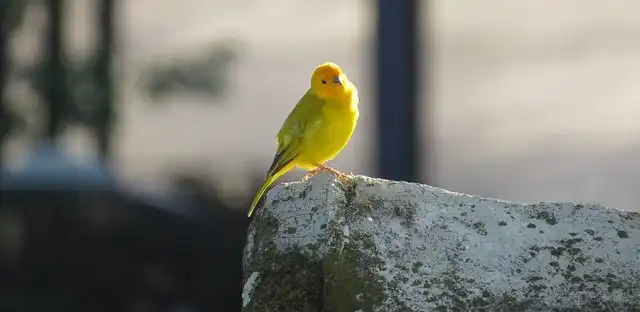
[1,0,639,311]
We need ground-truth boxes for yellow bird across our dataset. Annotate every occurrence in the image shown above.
[247,62,359,217]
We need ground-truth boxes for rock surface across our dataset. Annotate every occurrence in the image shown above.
[242,174,640,312]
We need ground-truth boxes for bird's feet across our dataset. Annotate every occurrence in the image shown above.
[303,163,353,183]
[315,163,352,183]
[302,167,323,181]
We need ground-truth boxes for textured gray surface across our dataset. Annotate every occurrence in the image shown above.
[243,174,640,311]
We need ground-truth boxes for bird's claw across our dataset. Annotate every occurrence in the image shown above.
[335,172,351,183]
[302,167,322,181]
[305,164,353,183]
[326,168,352,183]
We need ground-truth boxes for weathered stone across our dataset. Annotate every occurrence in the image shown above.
[242,174,640,312]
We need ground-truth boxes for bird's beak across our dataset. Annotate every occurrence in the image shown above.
[333,75,342,85]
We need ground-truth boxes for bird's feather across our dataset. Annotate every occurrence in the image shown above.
[276,90,325,152]
[247,92,325,217]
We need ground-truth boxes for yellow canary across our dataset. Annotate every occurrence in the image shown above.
[247,62,359,217]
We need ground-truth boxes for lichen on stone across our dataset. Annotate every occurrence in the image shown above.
[243,174,640,311]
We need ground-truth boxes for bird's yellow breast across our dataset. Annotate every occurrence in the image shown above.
[298,93,359,169]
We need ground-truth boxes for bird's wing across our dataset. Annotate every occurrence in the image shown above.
[266,91,324,174]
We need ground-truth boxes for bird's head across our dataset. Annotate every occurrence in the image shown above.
[310,62,351,100]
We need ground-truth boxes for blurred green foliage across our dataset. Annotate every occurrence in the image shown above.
[0,104,26,144]
[11,56,113,128]
[0,2,250,310]
[0,0,239,167]
[0,1,24,151]
[139,41,238,104]
[5,0,28,33]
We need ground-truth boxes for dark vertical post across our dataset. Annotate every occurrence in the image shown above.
[44,0,67,142]
[95,0,115,162]
[0,3,9,170]
[375,0,423,183]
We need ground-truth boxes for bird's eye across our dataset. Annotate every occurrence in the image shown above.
[321,80,327,84]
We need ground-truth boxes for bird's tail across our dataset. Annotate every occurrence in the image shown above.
[247,162,294,218]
